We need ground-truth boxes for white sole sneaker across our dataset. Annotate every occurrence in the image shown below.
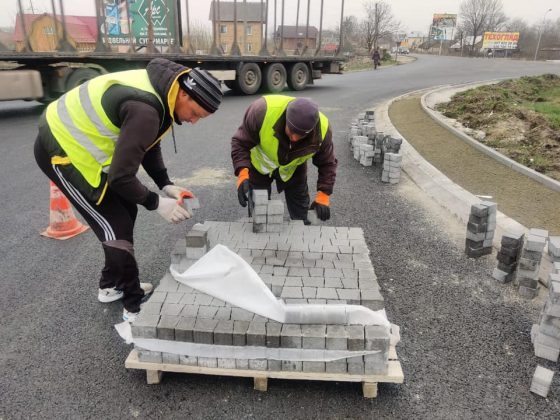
[98,283,153,303]
[123,309,139,322]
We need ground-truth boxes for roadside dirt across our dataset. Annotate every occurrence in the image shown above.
[437,74,560,180]
[389,96,560,234]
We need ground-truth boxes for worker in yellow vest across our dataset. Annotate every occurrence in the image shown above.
[34,58,222,322]
[231,96,337,223]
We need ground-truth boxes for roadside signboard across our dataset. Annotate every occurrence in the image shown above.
[431,13,456,41]
[103,0,176,47]
[482,32,520,50]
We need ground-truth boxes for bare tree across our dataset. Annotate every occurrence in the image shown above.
[459,0,507,54]
[186,20,213,54]
[358,1,399,52]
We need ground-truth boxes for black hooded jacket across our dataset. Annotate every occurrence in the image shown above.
[38,58,189,209]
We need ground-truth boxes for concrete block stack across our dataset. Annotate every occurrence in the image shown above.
[548,236,560,263]
[251,189,269,233]
[133,219,392,375]
[530,365,555,397]
[351,136,369,161]
[464,201,496,258]
[358,144,374,167]
[265,200,284,233]
[373,133,384,163]
[492,232,523,283]
[531,273,560,361]
[380,137,403,184]
[515,228,548,299]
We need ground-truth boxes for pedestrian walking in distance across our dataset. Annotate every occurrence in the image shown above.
[372,47,381,70]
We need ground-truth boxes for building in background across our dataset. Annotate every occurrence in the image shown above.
[275,25,318,54]
[13,13,97,52]
[209,1,263,54]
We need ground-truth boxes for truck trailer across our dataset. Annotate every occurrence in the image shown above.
[0,0,346,102]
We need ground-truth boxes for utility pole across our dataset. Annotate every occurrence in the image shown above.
[534,8,552,61]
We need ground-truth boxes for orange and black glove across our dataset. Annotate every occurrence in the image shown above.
[237,168,251,207]
[310,191,331,221]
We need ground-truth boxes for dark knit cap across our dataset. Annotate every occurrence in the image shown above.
[179,68,223,113]
[286,97,319,136]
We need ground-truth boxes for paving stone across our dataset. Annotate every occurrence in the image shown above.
[233,320,250,346]
[149,291,167,303]
[281,324,302,348]
[284,277,303,286]
[324,277,343,288]
[157,316,179,340]
[213,320,234,345]
[281,286,303,299]
[217,358,237,369]
[198,357,218,368]
[325,360,348,373]
[249,359,268,370]
[197,306,218,319]
[180,304,199,318]
[235,359,249,369]
[337,288,360,300]
[193,318,219,344]
[301,325,326,349]
[230,308,254,321]
[138,349,162,363]
[346,326,365,350]
[302,287,317,299]
[281,360,302,371]
[347,357,365,374]
[179,355,198,366]
[162,352,180,364]
[194,294,214,306]
[326,325,348,350]
[265,322,282,348]
[186,230,207,247]
[247,322,267,346]
[175,317,196,342]
[131,313,160,338]
[142,301,163,315]
[316,287,338,299]
[302,362,326,372]
[530,366,554,397]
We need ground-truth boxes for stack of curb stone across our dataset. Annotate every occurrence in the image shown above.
[515,228,548,299]
[531,273,560,362]
[530,365,555,397]
[359,144,375,166]
[548,236,560,263]
[381,152,402,184]
[464,201,496,258]
[492,232,523,283]
[132,208,393,374]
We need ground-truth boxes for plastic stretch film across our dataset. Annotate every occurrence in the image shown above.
[169,244,391,329]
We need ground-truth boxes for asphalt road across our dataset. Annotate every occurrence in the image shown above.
[1,55,559,419]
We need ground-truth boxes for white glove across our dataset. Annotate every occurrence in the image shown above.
[163,185,193,200]
[156,196,192,223]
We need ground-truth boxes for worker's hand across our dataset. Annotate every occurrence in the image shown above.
[237,168,251,207]
[156,196,192,223]
[310,191,331,221]
[162,185,194,200]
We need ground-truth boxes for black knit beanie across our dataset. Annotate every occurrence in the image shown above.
[179,68,223,113]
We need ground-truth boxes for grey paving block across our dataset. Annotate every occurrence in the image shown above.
[193,318,219,344]
[266,322,282,347]
[337,288,360,300]
[193,294,214,306]
[281,286,303,299]
[162,352,180,365]
[347,357,365,375]
[316,287,338,299]
[249,359,268,370]
[198,357,218,368]
[233,320,250,346]
[302,362,326,373]
[281,360,302,371]
[302,325,326,349]
[281,324,302,348]
[326,325,348,350]
[138,349,162,364]
[186,230,207,247]
[302,287,317,299]
[267,360,282,371]
[530,366,554,397]
[365,325,390,351]
[180,304,199,318]
[325,360,348,373]
[175,317,196,342]
[197,306,219,319]
[157,316,179,340]
[230,308,255,321]
[142,301,163,315]
[131,313,160,339]
[149,291,167,303]
[346,326,365,351]
[179,355,198,366]
[246,322,267,347]
[217,358,237,369]
[235,359,249,369]
[284,276,303,286]
[213,320,234,345]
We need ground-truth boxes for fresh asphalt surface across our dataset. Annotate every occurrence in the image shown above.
[1,55,559,419]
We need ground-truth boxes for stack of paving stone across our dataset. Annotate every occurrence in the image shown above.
[530,365,555,397]
[380,137,403,184]
[464,201,496,258]
[358,144,374,167]
[492,232,523,283]
[132,218,390,375]
[250,190,284,233]
[352,136,369,161]
[515,228,548,299]
[548,236,560,263]
[531,272,560,361]
[373,133,384,163]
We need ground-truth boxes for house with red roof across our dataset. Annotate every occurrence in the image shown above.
[13,13,97,52]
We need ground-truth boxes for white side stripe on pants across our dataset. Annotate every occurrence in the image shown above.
[52,165,116,241]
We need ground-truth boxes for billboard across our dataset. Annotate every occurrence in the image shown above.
[432,13,457,28]
[482,32,520,50]
[103,0,177,47]
[431,13,456,41]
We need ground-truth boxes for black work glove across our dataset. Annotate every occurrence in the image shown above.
[237,179,250,207]
[310,201,331,221]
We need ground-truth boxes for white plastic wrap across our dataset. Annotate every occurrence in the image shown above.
[170,244,390,328]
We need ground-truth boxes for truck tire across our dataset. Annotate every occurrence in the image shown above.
[287,62,309,91]
[235,63,261,95]
[65,68,101,91]
[224,80,239,92]
[263,63,287,93]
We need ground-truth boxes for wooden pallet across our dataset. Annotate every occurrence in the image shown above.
[125,346,403,398]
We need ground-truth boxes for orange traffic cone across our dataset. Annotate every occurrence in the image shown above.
[41,181,89,240]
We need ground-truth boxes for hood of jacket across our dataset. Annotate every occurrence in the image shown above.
[146,58,191,124]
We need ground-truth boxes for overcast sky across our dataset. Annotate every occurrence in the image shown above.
[3,0,559,34]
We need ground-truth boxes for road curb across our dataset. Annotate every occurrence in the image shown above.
[421,83,560,194]
[375,87,554,287]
